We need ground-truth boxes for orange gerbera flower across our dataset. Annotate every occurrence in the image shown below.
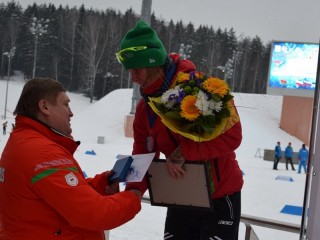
[180,95,200,121]
[202,77,229,97]
[195,72,204,79]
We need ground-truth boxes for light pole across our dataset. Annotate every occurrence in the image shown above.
[29,17,49,78]
[124,0,152,137]
[129,0,152,115]
[3,47,16,120]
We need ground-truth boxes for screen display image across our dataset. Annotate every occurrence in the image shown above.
[267,41,319,97]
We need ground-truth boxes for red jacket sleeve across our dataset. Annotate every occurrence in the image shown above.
[33,169,141,231]
[125,100,157,194]
[86,171,109,195]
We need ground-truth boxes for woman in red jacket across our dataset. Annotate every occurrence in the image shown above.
[117,21,243,240]
[0,78,142,239]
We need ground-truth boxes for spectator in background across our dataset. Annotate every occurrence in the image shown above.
[273,141,282,170]
[297,144,308,174]
[2,121,7,135]
[284,142,295,170]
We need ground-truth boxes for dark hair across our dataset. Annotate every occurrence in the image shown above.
[14,78,65,118]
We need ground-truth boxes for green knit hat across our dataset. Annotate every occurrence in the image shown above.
[117,20,167,70]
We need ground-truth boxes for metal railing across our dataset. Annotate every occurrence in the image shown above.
[141,197,301,240]
[241,214,300,240]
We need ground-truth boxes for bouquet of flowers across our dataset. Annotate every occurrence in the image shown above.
[148,71,239,142]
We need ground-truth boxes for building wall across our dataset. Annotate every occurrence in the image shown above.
[263,149,299,164]
[280,96,313,145]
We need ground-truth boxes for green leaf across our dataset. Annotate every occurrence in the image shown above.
[152,101,165,111]
[202,125,215,134]
[211,94,221,102]
[223,94,234,102]
[219,108,230,118]
[164,111,183,120]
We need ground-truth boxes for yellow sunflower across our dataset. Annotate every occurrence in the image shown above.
[176,72,190,83]
[202,77,229,97]
[180,95,200,121]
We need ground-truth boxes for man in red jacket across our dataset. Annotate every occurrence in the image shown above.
[117,20,243,240]
[0,78,142,239]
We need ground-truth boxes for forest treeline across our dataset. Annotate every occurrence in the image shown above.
[0,1,272,100]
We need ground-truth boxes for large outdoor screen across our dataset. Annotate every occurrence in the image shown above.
[267,41,319,97]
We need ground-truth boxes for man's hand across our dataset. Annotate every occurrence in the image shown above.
[129,189,142,199]
[105,171,119,195]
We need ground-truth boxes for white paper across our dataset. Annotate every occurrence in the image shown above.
[117,152,156,182]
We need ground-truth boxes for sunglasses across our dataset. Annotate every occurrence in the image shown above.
[116,46,148,63]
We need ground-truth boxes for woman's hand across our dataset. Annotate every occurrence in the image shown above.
[166,146,186,179]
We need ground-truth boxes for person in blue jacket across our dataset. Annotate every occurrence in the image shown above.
[284,142,295,170]
[297,144,308,174]
[273,141,282,170]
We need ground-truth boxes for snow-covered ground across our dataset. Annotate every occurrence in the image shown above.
[0,75,306,239]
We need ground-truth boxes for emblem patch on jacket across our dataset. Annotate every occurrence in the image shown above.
[65,172,78,186]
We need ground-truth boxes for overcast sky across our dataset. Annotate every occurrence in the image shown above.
[8,0,320,44]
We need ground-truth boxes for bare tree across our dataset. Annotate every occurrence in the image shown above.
[206,39,223,74]
[102,13,122,95]
[252,53,260,92]
[239,50,249,92]
[59,7,79,90]
[78,11,109,102]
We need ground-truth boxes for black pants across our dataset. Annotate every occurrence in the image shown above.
[285,157,295,170]
[164,191,241,240]
[273,157,280,169]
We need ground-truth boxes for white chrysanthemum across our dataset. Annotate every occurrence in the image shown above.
[209,100,223,112]
[161,89,180,108]
[161,89,179,103]
[195,90,211,115]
